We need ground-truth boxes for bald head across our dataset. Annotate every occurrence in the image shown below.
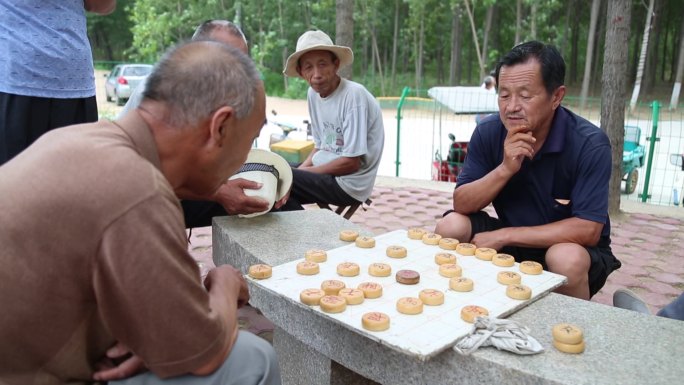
[193,20,248,54]
[142,40,259,128]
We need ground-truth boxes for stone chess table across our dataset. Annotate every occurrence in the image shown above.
[213,210,684,385]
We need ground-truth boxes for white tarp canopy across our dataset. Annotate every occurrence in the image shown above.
[428,86,499,114]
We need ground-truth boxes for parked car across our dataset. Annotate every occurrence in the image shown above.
[104,64,153,106]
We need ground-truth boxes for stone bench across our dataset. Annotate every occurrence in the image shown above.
[213,210,683,385]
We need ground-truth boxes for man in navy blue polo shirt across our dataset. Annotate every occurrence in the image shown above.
[435,41,621,300]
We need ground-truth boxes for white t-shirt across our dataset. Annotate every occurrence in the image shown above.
[307,78,385,202]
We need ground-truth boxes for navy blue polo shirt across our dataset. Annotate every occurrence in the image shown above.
[457,107,612,241]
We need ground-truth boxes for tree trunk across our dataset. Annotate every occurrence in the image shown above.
[235,1,242,28]
[391,0,400,88]
[336,0,354,80]
[481,5,494,74]
[257,2,264,66]
[303,0,312,28]
[661,11,671,82]
[642,0,663,96]
[530,1,537,40]
[602,0,632,217]
[669,15,684,110]
[278,0,288,91]
[591,1,607,91]
[463,0,485,80]
[630,0,655,112]
[415,16,425,90]
[560,0,573,56]
[369,26,385,95]
[515,0,522,45]
[569,1,581,84]
[450,4,462,86]
[580,0,601,108]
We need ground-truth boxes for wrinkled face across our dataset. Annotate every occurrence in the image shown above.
[497,59,563,134]
[297,50,340,98]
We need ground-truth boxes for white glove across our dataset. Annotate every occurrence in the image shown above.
[454,316,544,355]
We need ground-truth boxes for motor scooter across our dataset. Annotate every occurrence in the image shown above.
[254,110,311,151]
[431,133,468,182]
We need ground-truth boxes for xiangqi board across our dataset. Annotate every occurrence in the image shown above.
[247,229,567,360]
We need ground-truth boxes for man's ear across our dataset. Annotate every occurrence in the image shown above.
[551,85,566,110]
[208,106,235,147]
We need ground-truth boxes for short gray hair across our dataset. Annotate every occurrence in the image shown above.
[142,40,259,127]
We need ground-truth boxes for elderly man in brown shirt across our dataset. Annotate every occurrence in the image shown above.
[0,41,280,384]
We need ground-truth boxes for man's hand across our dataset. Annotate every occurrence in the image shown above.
[204,265,250,308]
[471,229,510,252]
[214,179,271,215]
[93,342,146,381]
[273,188,291,209]
[502,125,536,175]
[84,0,116,14]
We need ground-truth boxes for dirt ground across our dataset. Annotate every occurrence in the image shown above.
[94,69,309,120]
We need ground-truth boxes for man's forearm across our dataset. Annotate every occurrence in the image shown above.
[299,149,316,168]
[84,0,116,15]
[453,165,513,213]
[303,156,360,176]
[495,218,603,249]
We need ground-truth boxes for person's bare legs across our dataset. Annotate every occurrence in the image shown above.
[438,215,592,300]
[434,212,472,241]
[545,243,591,300]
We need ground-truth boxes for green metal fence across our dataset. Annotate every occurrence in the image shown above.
[389,87,684,208]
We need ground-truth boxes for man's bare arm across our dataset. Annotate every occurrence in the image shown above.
[299,148,318,168]
[454,125,536,213]
[300,156,360,176]
[84,0,116,14]
[472,217,604,251]
[452,164,514,213]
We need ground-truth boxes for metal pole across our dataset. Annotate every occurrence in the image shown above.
[640,100,660,202]
[395,86,410,177]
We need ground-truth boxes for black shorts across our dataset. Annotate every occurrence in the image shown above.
[0,92,98,165]
[181,200,228,229]
[465,211,621,297]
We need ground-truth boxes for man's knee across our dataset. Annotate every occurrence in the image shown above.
[434,212,471,241]
[545,243,590,281]
[221,331,281,385]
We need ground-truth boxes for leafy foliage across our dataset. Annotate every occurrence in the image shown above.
[86,0,684,101]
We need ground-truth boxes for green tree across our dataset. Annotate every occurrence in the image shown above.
[87,0,135,64]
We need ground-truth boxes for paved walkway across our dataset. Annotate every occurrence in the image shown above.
[189,178,684,315]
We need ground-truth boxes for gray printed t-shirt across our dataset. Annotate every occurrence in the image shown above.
[307,78,385,202]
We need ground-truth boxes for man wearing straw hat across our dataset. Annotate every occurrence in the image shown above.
[281,30,384,212]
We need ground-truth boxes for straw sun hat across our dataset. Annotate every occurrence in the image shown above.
[228,149,293,218]
[283,30,354,78]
